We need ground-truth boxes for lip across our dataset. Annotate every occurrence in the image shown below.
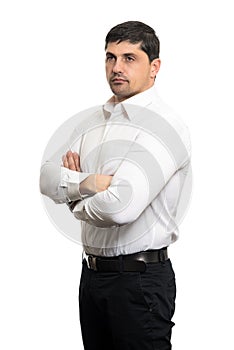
[111,78,127,83]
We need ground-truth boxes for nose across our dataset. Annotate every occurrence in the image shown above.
[112,58,123,74]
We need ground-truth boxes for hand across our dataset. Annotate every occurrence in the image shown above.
[95,174,113,192]
[80,174,113,194]
[62,150,113,193]
[62,151,80,171]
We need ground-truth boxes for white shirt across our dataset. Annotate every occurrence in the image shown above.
[40,86,191,256]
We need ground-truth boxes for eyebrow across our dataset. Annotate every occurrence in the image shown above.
[106,52,137,58]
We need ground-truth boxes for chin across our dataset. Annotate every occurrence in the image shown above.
[111,87,129,98]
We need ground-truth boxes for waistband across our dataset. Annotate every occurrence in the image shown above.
[83,248,168,272]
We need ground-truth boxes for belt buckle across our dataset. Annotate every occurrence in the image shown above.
[88,256,98,271]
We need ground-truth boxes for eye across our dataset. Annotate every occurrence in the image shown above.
[106,55,115,62]
[126,56,134,62]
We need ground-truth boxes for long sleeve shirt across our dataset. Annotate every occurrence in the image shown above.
[40,86,191,256]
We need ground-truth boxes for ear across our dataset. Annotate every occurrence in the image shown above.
[150,58,161,79]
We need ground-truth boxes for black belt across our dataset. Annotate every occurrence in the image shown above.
[84,248,168,272]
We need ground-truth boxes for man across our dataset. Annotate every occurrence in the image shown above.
[40,21,191,350]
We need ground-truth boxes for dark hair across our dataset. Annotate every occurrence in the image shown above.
[105,21,160,62]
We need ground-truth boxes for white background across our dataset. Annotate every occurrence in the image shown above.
[1,0,234,349]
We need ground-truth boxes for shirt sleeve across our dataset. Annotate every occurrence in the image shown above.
[39,122,98,204]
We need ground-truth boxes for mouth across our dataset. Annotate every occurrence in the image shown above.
[111,77,128,84]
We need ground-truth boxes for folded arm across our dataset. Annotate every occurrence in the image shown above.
[40,129,190,228]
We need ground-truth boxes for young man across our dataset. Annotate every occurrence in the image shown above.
[40,21,191,350]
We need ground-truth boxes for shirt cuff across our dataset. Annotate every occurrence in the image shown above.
[60,167,92,201]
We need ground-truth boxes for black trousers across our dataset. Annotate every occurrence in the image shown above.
[79,258,176,350]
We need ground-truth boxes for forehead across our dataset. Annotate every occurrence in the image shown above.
[105,41,143,55]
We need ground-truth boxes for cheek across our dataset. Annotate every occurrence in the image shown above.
[106,65,113,77]
[129,71,142,86]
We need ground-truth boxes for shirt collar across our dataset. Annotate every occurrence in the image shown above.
[103,85,159,120]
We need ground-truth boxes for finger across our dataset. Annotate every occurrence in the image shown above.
[66,151,76,171]
[73,152,80,171]
[62,155,69,168]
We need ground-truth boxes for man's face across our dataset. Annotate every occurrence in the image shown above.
[105,41,160,102]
